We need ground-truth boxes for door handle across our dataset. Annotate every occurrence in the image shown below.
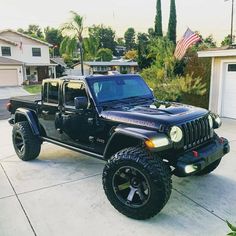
[42,110,49,115]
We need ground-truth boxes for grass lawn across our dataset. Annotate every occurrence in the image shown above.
[23,84,42,94]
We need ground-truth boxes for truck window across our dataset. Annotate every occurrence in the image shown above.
[64,82,87,107]
[43,82,59,104]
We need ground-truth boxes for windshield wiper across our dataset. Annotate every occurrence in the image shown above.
[122,96,153,105]
[99,99,130,109]
[99,96,153,109]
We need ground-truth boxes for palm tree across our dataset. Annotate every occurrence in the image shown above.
[83,36,99,60]
[60,11,84,75]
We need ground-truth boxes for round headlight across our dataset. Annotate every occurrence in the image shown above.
[170,126,183,143]
[208,115,213,129]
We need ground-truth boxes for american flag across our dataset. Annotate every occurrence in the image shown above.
[174,28,201,60]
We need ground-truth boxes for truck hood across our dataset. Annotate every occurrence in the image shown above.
[100,103,208,131]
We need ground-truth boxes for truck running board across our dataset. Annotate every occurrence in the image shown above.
[42,137,104,160]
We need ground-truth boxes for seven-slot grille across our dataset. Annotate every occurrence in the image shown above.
[181,116,212,150]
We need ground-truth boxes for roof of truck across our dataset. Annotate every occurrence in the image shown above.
[43,74,140,84]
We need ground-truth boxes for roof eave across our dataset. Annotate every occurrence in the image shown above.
[0,29,52,47]
[0,36,18,46]
[198,49,236,58]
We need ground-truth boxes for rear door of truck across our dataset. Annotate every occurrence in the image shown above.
[38,81,61,140]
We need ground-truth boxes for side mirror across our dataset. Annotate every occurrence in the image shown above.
[74,96,88,109]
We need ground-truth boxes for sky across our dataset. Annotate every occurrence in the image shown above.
[0,0,234,44]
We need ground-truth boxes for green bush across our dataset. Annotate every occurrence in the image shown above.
[141,66,206,105]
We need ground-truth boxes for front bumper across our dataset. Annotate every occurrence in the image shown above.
[174,137,230,177]
[8,117,14,125]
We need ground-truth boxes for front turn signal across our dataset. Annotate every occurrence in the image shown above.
[145,140,156,148]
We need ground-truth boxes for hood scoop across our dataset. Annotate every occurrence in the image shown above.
[129,106,172,115]
[128,104,192,116]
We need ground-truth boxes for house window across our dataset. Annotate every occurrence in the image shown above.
[120,66,129,74]
[32,48,41,57]
[26,67,30,75]
[228,64,236,72]
[1,46,11,56]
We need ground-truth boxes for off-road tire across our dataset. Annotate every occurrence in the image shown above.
[195,158,222,176]
[102,147,172,220]
[12,121,41,161]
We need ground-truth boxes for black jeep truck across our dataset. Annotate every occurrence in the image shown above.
[7,74,230,220]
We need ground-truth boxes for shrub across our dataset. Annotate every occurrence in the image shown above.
[141,66,206,105]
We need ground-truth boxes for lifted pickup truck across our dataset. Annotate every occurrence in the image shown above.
[7,74,230,220]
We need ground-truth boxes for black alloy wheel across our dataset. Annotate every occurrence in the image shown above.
[112,166,151,208]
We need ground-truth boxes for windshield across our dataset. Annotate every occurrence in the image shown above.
[87,75,153,103]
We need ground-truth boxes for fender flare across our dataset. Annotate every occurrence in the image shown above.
[14,108,40,136]
[103,125,169,159]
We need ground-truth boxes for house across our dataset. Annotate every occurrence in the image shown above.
[0,29,56,86]
[50,57,67,77]
[198,46,236,119]
[73,59,139,76]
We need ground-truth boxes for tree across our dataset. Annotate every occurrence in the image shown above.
[44,27,63,57]
[155,0,163,37]
[124,28,136,50]
[18,25,43,40]
[202,35,216,48]
[17,28,25,34]
[28,25,43,39]
[221,34,234,46]
[167,0,177,44]
[148,28,156,39]
[137,33,152,69]
[190,33,216,51]
[83,36,99,60]
[124,50,138,61]
[117,37,125,46]
[96,48,113,61]
[60,11,84,75]
[147,37,175,78]
[62,54,74,68]
[89,25,116,53]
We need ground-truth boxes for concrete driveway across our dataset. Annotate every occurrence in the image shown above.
[0,119,235,236]
[0,86,29,100]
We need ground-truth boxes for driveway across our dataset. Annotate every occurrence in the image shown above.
[0,119,235,236]
[0,86,29,120]
[0,86,29,100]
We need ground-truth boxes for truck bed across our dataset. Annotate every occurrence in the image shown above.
[10,94,41,113]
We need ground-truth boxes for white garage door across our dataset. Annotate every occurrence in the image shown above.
[222,63,236,119]
[0,69,18,86]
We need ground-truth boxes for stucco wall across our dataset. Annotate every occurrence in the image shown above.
[0,31,50,64]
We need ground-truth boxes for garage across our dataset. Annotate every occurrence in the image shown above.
[198,48,236,119]
[222,63,236,119]
[0,57,24,87]
[0,69,18,86]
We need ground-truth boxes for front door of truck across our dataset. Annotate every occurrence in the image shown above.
[58,81,97,150]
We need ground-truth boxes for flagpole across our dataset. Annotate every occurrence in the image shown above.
[231,0,234,44]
